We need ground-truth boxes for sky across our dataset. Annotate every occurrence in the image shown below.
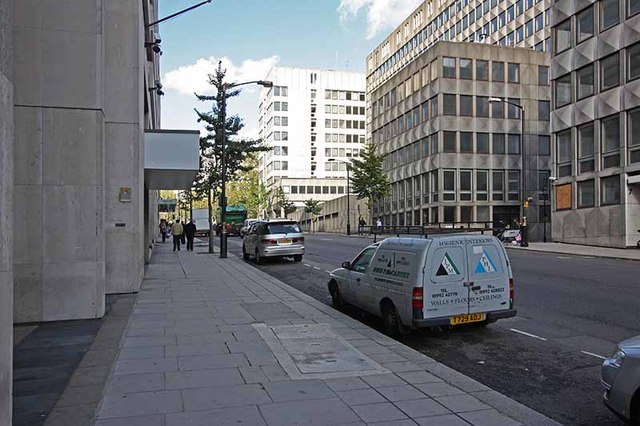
[158,0,423,138]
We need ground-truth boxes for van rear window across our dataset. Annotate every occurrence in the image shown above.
[267,223,300,234]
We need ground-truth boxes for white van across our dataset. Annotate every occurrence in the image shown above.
[327,235,516,336]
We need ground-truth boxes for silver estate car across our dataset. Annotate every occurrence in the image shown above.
[601,335,640,425]
[242,220,304,264]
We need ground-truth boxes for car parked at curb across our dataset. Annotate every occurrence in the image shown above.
[601,335,640,425]
[240,219,261,237]
[242,220,304,264]
[327,235,516,336]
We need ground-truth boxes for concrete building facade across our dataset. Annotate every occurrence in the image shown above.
[366,0,551,95]
[369,42,551,239]
[550,0,640,247]
[258,67,366,208]
[0,0,13,422]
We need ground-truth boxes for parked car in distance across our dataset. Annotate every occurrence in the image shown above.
[240,219,261,237]
[601,335,640,424]
[327,235,516,336]
[242,220,304,264]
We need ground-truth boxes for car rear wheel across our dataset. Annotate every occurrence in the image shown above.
[329,281,344,310]
[631,392,640,426]
[242,245,250,261]
[382,302,400,337]
[255,249,263,265]
[293,254,302,263]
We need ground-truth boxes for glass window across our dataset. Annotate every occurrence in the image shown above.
[430,95,438,118]
[602,114,620,168]
[443,57,456,78]
[556,74,572,106]
[476,170,488,201]
[460,132,473,153]
[491,100,504,118]
[577,64,595,100]
[578,180,595,207]
[476,96,489,117]
[629,108,640,163]
[460,58,473,79]
[443,131,457,152]
[443,94,457,115]
[630,0,640,16]
[508,134,520,154]
[493,133,506,154]
[539,100,550,121]
[601,53,620,90]
[476,60,489,80]
[492,171,504,201]
[578,123,595,173]
[628,42,640,82]
[577,6,594,43]
[601,175,620,205]
[602,0,620,30]
[539,135,551,155]
[557,130,573,177]
[460,95,473,116]
[507,98,521,119]
[492,61,504,82]
[555,19,571,53]
[538,66,549,86]
[508,63,520,83]
[477,133,490,153]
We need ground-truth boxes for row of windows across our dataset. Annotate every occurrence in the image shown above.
[555,0,640,54]
[573,175,622,208]
[271,131,288,141]
[372,96,551,145]
[324,133,366,144]
[287,185,346,195]
[271,86,288,97]
[324,105,366,116]
[369,0,548,82]
[263,146,289,161]
[556,109,640,177]
[324,148,363,158]
[272,101,288,112]
[267,116,288,127]
[554,43,640,107]
[324,90,365,101]
[325,119,366,130]
[265,160,289,172]
[374,205,493,226]
[382,132,550,171]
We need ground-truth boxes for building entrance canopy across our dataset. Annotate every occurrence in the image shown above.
[144,130,200,190]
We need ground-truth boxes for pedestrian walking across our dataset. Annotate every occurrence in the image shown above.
[358,217,366,235]
[184,220,196,251]
[376,218,383,233]
[172,219,184,251]
[159,220,167,243]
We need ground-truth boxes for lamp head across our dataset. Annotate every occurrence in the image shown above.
[488,97,502,103]
[258,80,274,88]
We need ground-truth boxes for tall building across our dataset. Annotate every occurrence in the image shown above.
[366,0,551,94]
[369,41,551,236]
[550,0,640,247]
[258,67,366,210]
[0,1,198,422]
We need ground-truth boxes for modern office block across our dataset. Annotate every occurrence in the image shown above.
[550,0,640,247]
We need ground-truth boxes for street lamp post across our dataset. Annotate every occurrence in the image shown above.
[219,79,273,259]
[489,97,527,246]
[328,159,351,236]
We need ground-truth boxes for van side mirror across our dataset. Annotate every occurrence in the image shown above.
[341,261,351,269]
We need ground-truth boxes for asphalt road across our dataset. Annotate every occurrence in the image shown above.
[217,233,638,425]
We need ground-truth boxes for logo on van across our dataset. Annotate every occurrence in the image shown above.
[436,253,460,276]
[475,250,497,273]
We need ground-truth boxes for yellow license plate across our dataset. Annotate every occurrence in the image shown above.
[450,313,486,325]
[278,239,291,245]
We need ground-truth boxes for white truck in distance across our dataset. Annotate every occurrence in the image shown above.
[191,208,210,236]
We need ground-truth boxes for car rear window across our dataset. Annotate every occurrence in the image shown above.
[266,223,301,234]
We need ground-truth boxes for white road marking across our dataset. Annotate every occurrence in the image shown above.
[557,256,571,259]
[581,350,606,360]
[304,264,311,267]
[509,328,547,341]
[313,266,321,270]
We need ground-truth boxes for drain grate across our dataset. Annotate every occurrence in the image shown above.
[253,323,389,380]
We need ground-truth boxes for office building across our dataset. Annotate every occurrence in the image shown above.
[258,67,366,209]
[369,41,551,237]
[550,0,640,247]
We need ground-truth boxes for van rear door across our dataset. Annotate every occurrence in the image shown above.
[425,244,469,318]
[465,240,510,314]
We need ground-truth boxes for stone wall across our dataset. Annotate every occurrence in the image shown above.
[0,0,12,422]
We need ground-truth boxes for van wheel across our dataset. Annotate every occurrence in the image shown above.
[293,254,302,263]
[329,281,344,310]
[631,391,640,426]
[255,250,263,265]
[382,302,401,337]
[242,245,250,260]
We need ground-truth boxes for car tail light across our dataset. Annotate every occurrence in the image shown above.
[261,239,277,244]
[509,277,514,307]
[412,287,423,309]
[292,237,304,243]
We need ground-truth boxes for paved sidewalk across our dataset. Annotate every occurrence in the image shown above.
[93,242,558,426]
[506,242,640,261]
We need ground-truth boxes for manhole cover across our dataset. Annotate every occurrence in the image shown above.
[253,323,388,379]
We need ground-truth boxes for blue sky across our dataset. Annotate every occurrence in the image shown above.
[158,0,422,137]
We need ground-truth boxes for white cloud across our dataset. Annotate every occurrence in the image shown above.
[338,0,423,40]
[163,55,280,96]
